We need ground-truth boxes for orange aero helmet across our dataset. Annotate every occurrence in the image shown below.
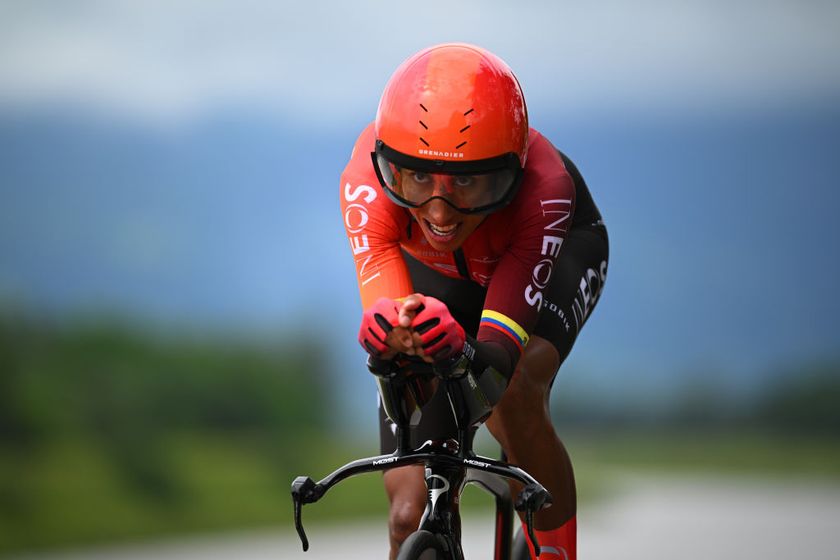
[372,43,529,214]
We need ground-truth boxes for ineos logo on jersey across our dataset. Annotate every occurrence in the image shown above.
[571,260,608,331]
[344,182,381,286]
[531,259,554,289]
[343,204,369,234]
[524,198,573,309]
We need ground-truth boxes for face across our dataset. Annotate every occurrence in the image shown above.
[408,190,486,252]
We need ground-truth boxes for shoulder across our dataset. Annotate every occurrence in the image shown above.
[342,122,377,180]
[498,128,575,225]
[340,122,406,239]
[340,122,379,210]
[523,129,573,191]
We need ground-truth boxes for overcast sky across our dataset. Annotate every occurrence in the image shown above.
[1,0,839,122]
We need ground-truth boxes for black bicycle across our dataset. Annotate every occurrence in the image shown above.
[291,354,553,559]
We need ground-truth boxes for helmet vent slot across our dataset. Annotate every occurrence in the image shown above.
[463,108,474,116]
[459,125,471,133]
[420,104,429,112]
[455,141,467,149]
[419,137,430,147]
[419,121,428,130]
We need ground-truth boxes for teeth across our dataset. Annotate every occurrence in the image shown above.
[428,222,458,235]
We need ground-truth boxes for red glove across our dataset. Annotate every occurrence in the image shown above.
[358,297,400,356]
[411,296,465,361]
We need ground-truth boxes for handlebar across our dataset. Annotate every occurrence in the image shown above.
[290,442,552,554]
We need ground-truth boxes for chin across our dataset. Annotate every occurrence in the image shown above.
[427,237,460,252]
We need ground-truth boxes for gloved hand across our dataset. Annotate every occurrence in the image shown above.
[358,297,401,356]
[409,295,466,361]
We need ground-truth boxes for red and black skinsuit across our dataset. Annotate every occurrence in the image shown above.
[341,123,608,450]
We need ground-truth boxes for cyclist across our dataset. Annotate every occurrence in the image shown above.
[340,43,608,560]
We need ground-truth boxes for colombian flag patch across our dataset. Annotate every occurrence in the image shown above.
[480,310,529,352]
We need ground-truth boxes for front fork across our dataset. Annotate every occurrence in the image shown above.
[418,463,468,560]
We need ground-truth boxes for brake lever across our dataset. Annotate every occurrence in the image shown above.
[515,483,554,557]
[292,493,309,551]
[291,476,322,551]
[525,509,540,557]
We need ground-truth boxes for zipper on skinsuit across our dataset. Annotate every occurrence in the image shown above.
[453,249,469,280]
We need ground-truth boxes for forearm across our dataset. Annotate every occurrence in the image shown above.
[464,335,513,380]
[438,335,512,410]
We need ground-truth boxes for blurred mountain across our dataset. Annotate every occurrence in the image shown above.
[0,109,359,324]
[2,105,839,428]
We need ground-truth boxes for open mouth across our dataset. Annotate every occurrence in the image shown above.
[424,219,460,242]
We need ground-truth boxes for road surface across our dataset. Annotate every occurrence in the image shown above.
[8,472,840,559]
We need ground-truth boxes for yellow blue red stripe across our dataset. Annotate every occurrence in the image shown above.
[480,310,529,351]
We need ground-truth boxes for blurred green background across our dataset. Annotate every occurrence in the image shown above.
[1,0,839,557]
[2,314,838,554]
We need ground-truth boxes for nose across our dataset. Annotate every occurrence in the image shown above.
[424,197,456,224]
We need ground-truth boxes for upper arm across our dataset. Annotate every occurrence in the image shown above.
[477,144,576,365]
[340,130,413,310]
